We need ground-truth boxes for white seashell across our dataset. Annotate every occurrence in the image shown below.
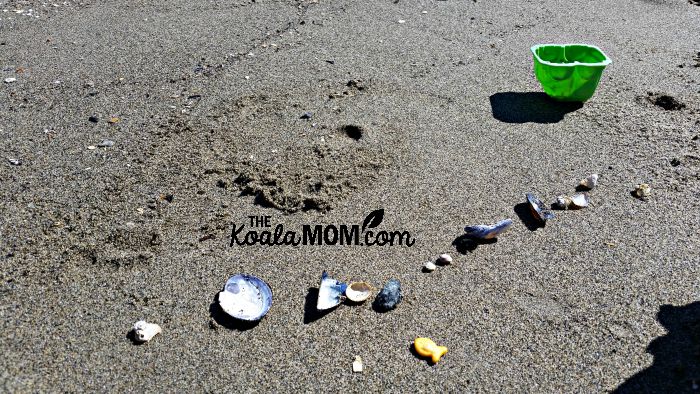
[423,261,436,272]
[569,192,590,209]
[352,356,363,373]
[554,193,589,209]
[218,274,272,321]
[132,320,161,342]
[578,174,599,190]
[634,183,651,198]
[345,282,372,303]
[437,254,452,265]
[4,77,17,83]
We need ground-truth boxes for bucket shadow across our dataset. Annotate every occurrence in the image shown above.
[514,202,544,231]
[303,287,336,324]
[489,92,583,123]
[209,293,261,331]
[452,234,497,254]
[615,302,700,393]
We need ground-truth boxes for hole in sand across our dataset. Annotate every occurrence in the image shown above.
[341,125,363,140]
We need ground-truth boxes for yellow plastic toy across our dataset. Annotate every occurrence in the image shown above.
[413,337,448,364]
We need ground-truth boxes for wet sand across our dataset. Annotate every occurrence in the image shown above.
[1,0,699,391]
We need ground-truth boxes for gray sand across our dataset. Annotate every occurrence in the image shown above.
[1,0,699,391]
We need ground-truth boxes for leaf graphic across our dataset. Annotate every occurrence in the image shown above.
[362,209,384,231]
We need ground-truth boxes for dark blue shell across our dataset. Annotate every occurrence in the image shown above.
[374,279,402,311]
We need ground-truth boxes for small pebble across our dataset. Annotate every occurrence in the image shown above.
[97,139,114,147]
[423,261,436,272]
[300,111,313,120]
[4,77,16,83]
[88,116,99,123]
[352,356,363,373]
[7,158,21,165]
[398,19,406,24]
[437,253,452,265]
[108,117,120,124]
[634,183,651,199]
[87,145,97,150]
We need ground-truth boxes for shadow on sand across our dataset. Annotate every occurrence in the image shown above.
[489,92,583,123]
[615,301,700,393]
[303,287,336,324]
[451,234,497,254]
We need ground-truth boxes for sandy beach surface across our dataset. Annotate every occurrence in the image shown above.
[1,0,699,391]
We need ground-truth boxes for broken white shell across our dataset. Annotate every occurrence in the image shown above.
[578,174,598,190]
[569,192,590,209]
[634,183,651,198]
[345,282,372,303]
[554,193,589,209]
[132,320,161,342]
[423,261,437,272]
[318,271,347,310]
[437,254,452,265]
[352,355,363,373]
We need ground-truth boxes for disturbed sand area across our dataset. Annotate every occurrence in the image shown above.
[1,0,700,391]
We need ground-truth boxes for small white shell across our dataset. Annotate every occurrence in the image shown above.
[569,192,590,209]
[554,193,589,209]
[423,261,437,272]
[132,320,161,342]
[345,282,371,303]
[579,174,599,190]
[352,356,363,373]
[437,254,452,265]
[634,183,651,198]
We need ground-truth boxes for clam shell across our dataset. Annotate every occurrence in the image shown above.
[526,193,555,223]
[345,282,372,303]
[317,271,347,310]
[218,274,273,321]
[569,192,590,209]
[463,219,513,239]
[423,261,437,272]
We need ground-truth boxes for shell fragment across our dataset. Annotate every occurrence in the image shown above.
[634,183,651,198]
[463,219,513,239]
[437,254,452,265]
[526,193,555,223]
[317,272,347,310]
[132,320,162,342]
[352,356,363,373]
[578,174,598,190]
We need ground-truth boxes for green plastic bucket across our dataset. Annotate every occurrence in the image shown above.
[531,44,612,102]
